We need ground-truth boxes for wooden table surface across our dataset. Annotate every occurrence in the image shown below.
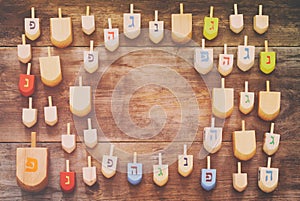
[0,0,300,200]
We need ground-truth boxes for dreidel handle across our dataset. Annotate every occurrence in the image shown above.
[48,96,53,107]
[47,46,51,57]
[158,153,162,165]
[31,131,36,147]
[79,76,83,87]
[207,156,211,169]
[267,157,271,168]
[265,40,269,52]
[242,120,245,131]
[234,4,238,15]
[266,80,270,92]
[110,144,114,156]
[221,78,225,88]
[66,160,70,172]
[259,5,263,15]
[154,10,158,21]
[270,123,275,134]
[29,97,33,109]
[180,3,184,14]
[86,6,90,16]
[202,39,205,49]
[238,162,241,174]
[133,152,137,163]
[88,156,92,167]
[87,118,92,130]
[183,144,187,155]
[22,34,26,45]
[67,123,71,135]
[224,44,227,54]
[26,63,31,75]
[31,7,35,18]
[210,6,214,18]
[90,40,94,53]
[244,35,248,46]
[211,117,215,128]
[58,8,62,18]
[130,4,134,14]
[245,81,248,93]
[108,18,112,29]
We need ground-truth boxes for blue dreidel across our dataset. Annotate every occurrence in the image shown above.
[127,152,142,185]
[201,156,216,191]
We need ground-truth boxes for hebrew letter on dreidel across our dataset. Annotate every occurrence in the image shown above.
[25,7,40,41]
[194,39,213,75]
[258,157,279,193]
[123,4,141,39]
[25,157,38,172]
[153,153,168,186]
[201,156,216,191]
[263,123,280,155]
[127,152,142,185]
[102,145,117,179]
[178,144,193,177]
[149,10,164,44]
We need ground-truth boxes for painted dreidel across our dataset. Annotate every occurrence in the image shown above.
[232,162,247,192]
[19,63,35,97]
[239,81,255,115]
[60,160,76,193]
[104,18,119,52]
[229,4,244,34]
[218,44,234,76]
[102,144,118,179]
[258,80,281,121]
[22,97,37,128]
[212,78,234,119]
[84,40,98,74]
[16,132,48,192]
[201,156,216,191]
[203,117,222,154]
[203,6,218,41]
[260,40,276,74]
[17,34,31,64]
[44,96,58,126]
[258,157,279,193]
[237,35,255,72]
[194,39,213,75]
[149,10,164,44]
[81,6,95,35]
[69,76,91,117]
[253,5,269,34]
[178,144,193,177]
[84,118,98,149]
[61,123,76,154]
[123,4,141,39]
[153,153,168,187]
[233,120,256,161]
[127,152,142,185]
[263,123,280,156]
[82,156,97,186]
[50,8,73,48]
[24,7,41,41]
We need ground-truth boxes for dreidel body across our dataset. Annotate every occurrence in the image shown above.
[17,34,31,64]
[149,10,164,44]
[22,97,37,128]
[201,156,216,191]
[258,157,279,193]
[19,63,35,97]
[123,4,141,39]
[239,81,255,115]
[253,5,269,34]
[263,123,280,156]
[84,40,98,74]
[178,144,193,177]
[82,156,97,186]
[194,39,213,75]
[218,44,233,76]
[61,123,76,153]
[232,162,247,192]
[203,118,223,153]
[104,18,119,52]
[153,153,168,187]
[237,36,255,72]
[127,152,143,185]
[44,96,58,126]
[84,118,98,149]
[260,40,276,74]
[101,145,117,178]
[229,4,244,34]
[60,160,76,193]
[82,6,95,35]
[203,6,218,40]
[24,7,40,41]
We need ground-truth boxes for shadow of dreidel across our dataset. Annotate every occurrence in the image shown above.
[178,144,193,177]
[19,63,35,97]
[201,156,216,191]
[149,10,164,44]
[82,156,97,186]
[104,18,119,52]
[232,162,248,192]
[229,4,244,34]
[203,117,223,154]
[61,123,76,154]
[17,34,31,64]
[203,6,218,40]
[44,96,58,126]
[24,7,40,41]
[253,5,269,34]
[263,123,280,156]
[127,152,142,185]
[84,118,98,149]
[84,40,98,74]
[60,160,76,193]
[260,40,276,74]
[194,39,214,75]
[239,81,255,115]
[123,4,141,39]
[237,36,255,72]
[81,6,95,35]
[153,153,168,187]
[258,157,279,193]
[22,97,38,128]
[102,144,118,179]
[218,44,233,76]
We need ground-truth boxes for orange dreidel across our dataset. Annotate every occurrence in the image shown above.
[178,144,193,177]
[17,34,31,64]
[102,144,118,179]
[149,10,164,44]
[258,157,279,193]
[60,160,76,193]
[84,40,98,74]
[201,156,216,191]
[258,80,281,121]
[253,5,269,34]
[203,117,223,154]
[232,162,248,192]
[24,7,40,41]
[263,123,280,156]
[203,6,219,41]
[153,153,168,187]
[218,44,233,76]
[104,18,119,52]
[82,156,97,186]
[50,8,73,48]
[123,4,141,39]
[260,40,276,74]
[81,6,95,35]
[19,63,35,97]
[44,96,58,126]
[22,97,38,128]
[16,132,48,192]
[237,35,255,72]
[229,4,244,34]
[194,39,214,75]
[61,123,76,154]
[84,118,98,149]
[239,81,255,115]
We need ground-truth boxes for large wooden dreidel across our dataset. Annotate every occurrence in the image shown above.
[232,162,248,192]
[218,44,233,76]
[229,4,244,34]
[123,4,141,39]
[22,97,38,128]
[263,123,280,156]
[84,118,98,149]
[61,123,76,154]
[17,34,31,64]
[81,6,95,35]
[44,96,58,126]
[127,152,143,185]
[16,132,48,192]
[201,156,216,191]
[203,117,223,154]
[237,36,255,72]
[19,63,35,97]
[203,6,218,40]
[84,40,98,74]
[194,39,213,75]
[149,10,164,44]
[102,144,118,179]
[258,157,279,193]
[104,18,119,52]
[24,7,40,41]
[253,5,269,34]
[260,40,276,74]
[239,81,255,115]
[178,144,193,177]
[60,160,76,193]
[153,153,168,187]
[82,156,97,186]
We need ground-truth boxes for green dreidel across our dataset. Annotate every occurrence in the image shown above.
[203,6,218,40]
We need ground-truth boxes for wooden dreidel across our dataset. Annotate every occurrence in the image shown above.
[229,4,244,34]
[203,117,223,154]
[203,6,219,41]
[232,162,248,192]
[22,97,37,128]
[253,5,269,34]
[201,156,216,191]
[84,118,98,149]
[194,39,214,75]
[260,40,276,74]
[171,3,192,43]
[44,96,58,126]
[102,144,118,179]
[104,18,119,52]
[149,10,164,44]
[218,44,234,76]
[61,123,76,154]
[19,63,35,97]
[123,4,141,39]
[84,40,98,74]
[258,80,281,121]
[263,123,280,156]
[239,81,255,115]
[81,6,95,35]
[69,76,91,117]
[237,36,255,72]
[258,157,279,193]
[178,144,193,177]
[212,78,234,119]
[16,132,48,192]
[50,8,73,48]
[17,34,31,64]
[60,160,76,193]
[82,156,97,186]
[127,152,143,185]
[24,7,40,41]
[153,153,168,187]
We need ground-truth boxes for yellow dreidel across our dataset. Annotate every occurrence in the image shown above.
[17,34,31,64]
[153,153,168,187]
[82,156,97,186]
[104,18,119,52]
[149,10,164,44]
[203,117,223,154]
[218,44,234,76]
[123,4,141,39]
[171,3,192,43]
[232,162,248,192]
[260,40,276,74]
[229,4,244,34]
[44,96,58,126]
[102,144,118,179]
[212,78,234,119]
[263,123,280,156]
[239,81,255,115]
[237,36,255,72]
[253,5,269,34]
[22,97,38,128]
[84,40,98,74]
[61,123,76,154]
[16,132,48,192]
[178,144,193,177]
[203,6,219,40]
[24,7,41,41]
[258,80,281,121]
[81,6,95,35]
[258,157,279,193]
[50,8,73,48]
[84,118,98,149]
[194,39,214,75]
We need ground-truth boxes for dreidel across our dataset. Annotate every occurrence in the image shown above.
[153,153,168,187]
[263,123,280,156]
[178,144,193,177]
[123,4,141,39]
[203,117,223,154]
[237,36,255,72]
[84,40,98,74]
[233,120,256,161]
[39,47,62,87]
[149,10,164,44]
[104,18,119,52]
[232,162,247,192]
[44,96,58,126]
[201,156,216,191]
[260,40,276,74]
[69,76,91,117]
[258,157,279,193]
[17,34,31,64]
[218,44,233,76]
[60,160,76,193]
[19,63,35,97]
[258,80,281,121]
[194,39,214,75]
[24,7,41,41]
[239,81,255,115]
[229,4,244,34]
[127,152,143,185]
[82,156,97,186]
[102,144,118,179]
[171,3,192,43]
[84,118,98,149]
[253,5,269,34]
[16,132,48,192]
[22,97,37,128]
[203,6,219,40]
[50,8,73,48]
[81,6,95,35]
[212,78,234,119]
[61,123,76,154]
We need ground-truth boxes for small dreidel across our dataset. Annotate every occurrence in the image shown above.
[50,8,73,48]
[84,40,98,74]
[39,47,62,87]
[104,18,119,52]
[84,118,98,149]
[258,80,281,121]
[60,160,76,193]
[239,81,255,115]
[203,117,223,154]
[123,4,141,39]
[69,76,91,117]
[171,3,192,43]
[81,6,95,35]
[61,123,76,154]
[24,7,41,41]
[201,156,216,191]
[260,40,276,74]
[44,96,58,126]
[203,6,219,40]
[22,97,37,128]
[237,36,255,72]
[16,132,48,192]
[218,44,234,76]
[102,144,118,179]
[229,4,244,34]
[82,156,97,186]
[253,5,269,34]
[17,34,31,64]
[149,10,164,44]
[263,123,280,156]
[19,63,35,97]
[212,78,234,119]
[258,157,279,193]
[127,152,143,185]
[153,153,168,187]
[232,162,248,192]
[233,120,256,161]
[194,39,214,75]
[178,144,193,177]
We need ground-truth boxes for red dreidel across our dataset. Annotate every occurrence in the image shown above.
[60,160,76,193]
[19,63,35,97]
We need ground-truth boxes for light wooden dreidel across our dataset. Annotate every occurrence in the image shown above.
[194,39,214,75]
[61,123,76,154]
[82,156,97,186]
[81,6,95,35]
[178,144,193,177]
[153,153,168,187]
[258,80,281,121]
[24,7,40,41]
[102,144,118,179]
[237,36,255,72]
[84,118,98,149]
[127,152,143,185]
[258,157,279,193]
[84,40,98,74]
[253,5,269,34]
[263,123,280,156]
[218,44,234,76]
[123,4,141,39]
[239,81,255,115]
[16,132,48,192]
[104,18,119,52]
[50,8,73,48]
[44,96,58,126]
[203,117,223,154]
[203,6,219,41]
[19,63,35,97]
[260,40,276,74]
[201,156,216,191]
[60,160,76,193]
[232,162,247,192]
[212,78,234,119]
[17,34,31,64]
[229,4,244,34]
[69,76,91,117]
[22,97,37,128]
[149,10,164,44]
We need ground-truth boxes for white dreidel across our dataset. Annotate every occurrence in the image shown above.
[81,6,95,35]
[84,40,98,74]
[123,4,141,39]
[22,97,37,128]
[84,118,98,149]
[24,7,41,41]
[102,144,118,179]
[153,153,168,187]
[263,123,280,156]
[258,157,279,193]
[82,156,97,186]
[253,5,269,34]
[239,81,255,115]
[232,162,248,192]
[194,39,214,75]
[237,36,255,72]
[229,4,244,34]
[203,117,223,154]
[149,10,164,44]
[218,44,234,76]
[178,144,193,177]
[17,34,31,64]
[127,152,143,185]
[104,18,119,52]
[44,96,58,126]
[201,156,216,191]
[61,123,76,154]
